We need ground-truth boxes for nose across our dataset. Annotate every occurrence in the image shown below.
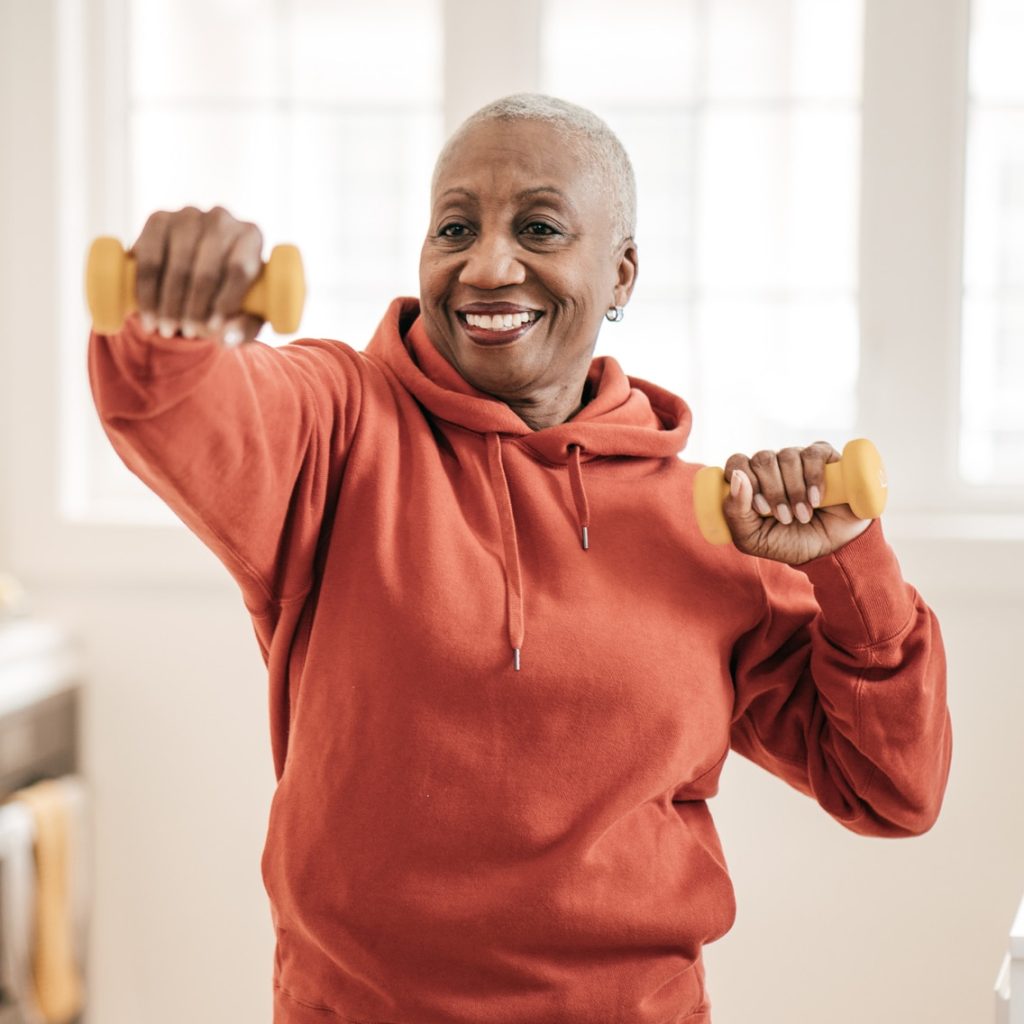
[458,232,526,290]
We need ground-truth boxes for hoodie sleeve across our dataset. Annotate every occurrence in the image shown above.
[727,517,953,837]
[87,312,363,614]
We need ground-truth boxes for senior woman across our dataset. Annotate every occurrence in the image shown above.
[88,94,952,1024]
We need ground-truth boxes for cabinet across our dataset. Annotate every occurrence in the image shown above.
[996,891,1024,1024]
[0,620,85,1024]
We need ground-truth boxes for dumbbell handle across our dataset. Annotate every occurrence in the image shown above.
[84,236,306,335]
[693,437,887,546]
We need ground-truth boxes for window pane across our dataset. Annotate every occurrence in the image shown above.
[698,109,859,291]
[542,0,700,104]
[960,298,1024,484]
[707,0,863,100]
[598,109,695,296]
[289,109,438,344]
[969,0,1024,102]
[129,0,442,104]
[593,299,696,412]
[86,0,442,524]
[962,111,1024,294]
[129,108,286,240]
[694,296,859,461]
[129,0,282,102]
[289,0,442,104]
[961,1,1024,484]
[541,0,862,460]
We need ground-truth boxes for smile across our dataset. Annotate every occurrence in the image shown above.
[456,310,544,346]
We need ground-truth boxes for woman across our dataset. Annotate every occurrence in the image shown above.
[89,94,952,1024]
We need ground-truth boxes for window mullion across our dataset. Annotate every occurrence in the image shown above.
[442,0,542,136]
[858,0,971,516]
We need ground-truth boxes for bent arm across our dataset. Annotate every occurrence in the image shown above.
[728,518,953,837]
[87,312,362,614]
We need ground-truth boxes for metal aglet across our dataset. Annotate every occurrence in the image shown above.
[581,526,589,550]
[513,648,521,671]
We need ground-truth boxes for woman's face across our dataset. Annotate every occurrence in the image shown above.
[419,119,637,416]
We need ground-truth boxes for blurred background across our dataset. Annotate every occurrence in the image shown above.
[0,0,1022,1021]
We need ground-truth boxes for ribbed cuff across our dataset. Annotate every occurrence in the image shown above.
[116,310,220,379]
[794,517,916,648]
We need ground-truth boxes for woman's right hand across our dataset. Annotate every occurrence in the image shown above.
[128,205,266,345]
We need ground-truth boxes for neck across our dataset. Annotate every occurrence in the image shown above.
[507,378,590,431]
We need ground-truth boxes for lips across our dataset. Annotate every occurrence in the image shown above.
[449,297,546,348]
[454,307,544,347]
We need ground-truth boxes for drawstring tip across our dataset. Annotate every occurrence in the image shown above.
[513,648,521,671]
[581,526,589,550]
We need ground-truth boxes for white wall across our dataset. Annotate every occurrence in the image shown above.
[2,2,1022,1023]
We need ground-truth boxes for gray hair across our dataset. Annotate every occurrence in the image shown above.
[431,93,637,248]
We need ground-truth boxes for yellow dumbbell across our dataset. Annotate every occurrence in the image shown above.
[693,437,888,546]
[84,236,306,335]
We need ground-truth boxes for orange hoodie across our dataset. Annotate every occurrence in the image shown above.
[88,297,952,1024]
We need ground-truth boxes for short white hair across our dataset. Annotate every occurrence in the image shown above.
[431,93,637,247]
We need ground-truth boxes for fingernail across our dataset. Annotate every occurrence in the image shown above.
[753,493,771,516]
[140,312,157,333]
[223,326,243,346]
[182,321,198,339]
[776,503,793,524]
[730,471,742,497]
[809,485,821,508]
[795,502,811,524]
[158,319,175,338]
[208,314,225,334]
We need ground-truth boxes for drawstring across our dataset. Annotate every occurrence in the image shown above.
[568,444,590,551]
[485,435,591,671]
[486,434,525,671]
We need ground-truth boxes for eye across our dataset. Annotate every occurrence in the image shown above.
[438,222,470,238]
[523,222,558,236]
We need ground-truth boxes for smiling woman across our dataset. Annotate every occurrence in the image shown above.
[87,91,952,1024]
[419,100,638,429]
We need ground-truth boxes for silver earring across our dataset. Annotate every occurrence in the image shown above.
[605,305,624,322]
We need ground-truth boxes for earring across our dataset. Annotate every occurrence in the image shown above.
[605,305,624,322]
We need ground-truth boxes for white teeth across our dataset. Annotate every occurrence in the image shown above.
[464,311,538,330]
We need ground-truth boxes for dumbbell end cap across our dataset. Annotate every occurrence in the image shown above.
[841,437,888,519]
[694,465,735,545]
[264,244,306,334]
[85,236,129,334]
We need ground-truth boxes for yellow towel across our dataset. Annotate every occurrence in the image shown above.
[9,778,85,1023]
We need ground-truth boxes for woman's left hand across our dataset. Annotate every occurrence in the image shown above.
[721,441,872,566]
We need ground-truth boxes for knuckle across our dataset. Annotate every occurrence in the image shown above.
[750,449,775,467]
[226,258,258,283]
[207,206,234,228]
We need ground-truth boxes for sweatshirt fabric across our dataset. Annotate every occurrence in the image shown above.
[88,297,953,1024]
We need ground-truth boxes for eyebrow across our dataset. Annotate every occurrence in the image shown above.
[439,186,577,212]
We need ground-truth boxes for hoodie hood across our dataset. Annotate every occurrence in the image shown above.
[367,298,693,460]
[366,297,694,670]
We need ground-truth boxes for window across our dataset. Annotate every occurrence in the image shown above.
[46,0,1024,562]
[961,0,1024,484]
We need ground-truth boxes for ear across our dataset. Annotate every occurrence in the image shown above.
[613,239,638,307]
